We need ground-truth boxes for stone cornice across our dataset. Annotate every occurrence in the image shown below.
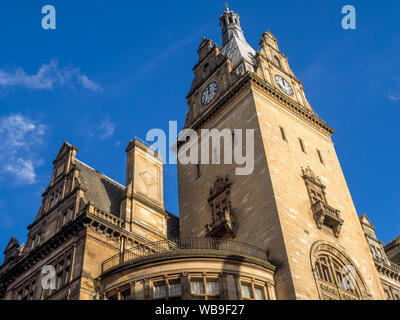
[100,249,276,280]
[249,72,334,135]
[374,258,400,282]
[187,72,334,137]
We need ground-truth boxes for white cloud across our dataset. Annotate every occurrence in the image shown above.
[0,60,102,92]
[5,159,36,184]
[99,116,115,139]
[0,114,46,184]
[387,95,400,102]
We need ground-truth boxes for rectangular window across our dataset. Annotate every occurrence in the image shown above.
[121,290,131,300]
[206,280,219,295]
[62,212,68,225]
[241,283,252,299]
[298,138,306,153]
[317,149,324,164]
[190,280,204,295]
[254,286,265,300]
[56,272,63,290]
[169,281,181,297]
[154,283,167,299]
[64,267,70,285]
[279,126,287,141]
[68,207,74,221]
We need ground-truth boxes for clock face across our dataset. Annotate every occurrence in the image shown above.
[201,81,219,105]
[274,75,293,96]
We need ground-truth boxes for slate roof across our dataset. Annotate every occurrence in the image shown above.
[75,159,125,217]
[220,34,256,68]
[74,159,180,238]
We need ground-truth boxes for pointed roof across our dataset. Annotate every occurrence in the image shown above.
[3,237,19,255]
[359,214,375,230]
[53,141,78,163]
[75,159,125,217]
[219,7,256,68]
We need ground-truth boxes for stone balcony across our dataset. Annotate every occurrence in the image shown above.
[205,210,235,238]
[312,201,344,238]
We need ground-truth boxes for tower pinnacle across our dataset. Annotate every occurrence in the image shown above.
[219,7,255,70]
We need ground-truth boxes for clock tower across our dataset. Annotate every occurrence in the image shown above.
[177,7,385,300]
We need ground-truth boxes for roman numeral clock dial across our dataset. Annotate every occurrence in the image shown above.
[274,74,294,96]
[201,81,219,105]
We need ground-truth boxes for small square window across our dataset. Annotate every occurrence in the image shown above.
[206,280,219,295]
[121,290,131,300]
[169,281,181,297]
[254,286,265,300]
[154,283,167,299]
[190,280,204,295]
[241,283,252,299]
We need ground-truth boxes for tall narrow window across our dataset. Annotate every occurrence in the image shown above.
[36,233,41,247]
[298,138,306,153]
[279,126,287,141]
[196,164,201,178]
[317,149,324,164]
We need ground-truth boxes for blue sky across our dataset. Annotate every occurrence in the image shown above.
[0,0,399,253]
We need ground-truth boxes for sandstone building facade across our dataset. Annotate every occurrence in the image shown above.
[0,7,398,300]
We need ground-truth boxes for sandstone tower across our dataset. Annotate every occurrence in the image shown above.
[177,7,385,300]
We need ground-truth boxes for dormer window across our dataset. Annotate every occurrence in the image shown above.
[62,207,74,226]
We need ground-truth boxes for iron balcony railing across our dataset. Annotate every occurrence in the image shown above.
[101,237,267,273]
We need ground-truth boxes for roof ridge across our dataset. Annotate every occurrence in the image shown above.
[75,159,125,189]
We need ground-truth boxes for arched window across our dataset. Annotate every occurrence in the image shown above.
[311,241,370,300]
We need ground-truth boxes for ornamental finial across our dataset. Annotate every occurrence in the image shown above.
[223,2,229,12]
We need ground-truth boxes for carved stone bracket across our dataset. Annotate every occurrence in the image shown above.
[303,167,343,238]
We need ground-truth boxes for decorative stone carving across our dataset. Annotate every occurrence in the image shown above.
[302,167,343,238]
[205,176,236,238]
